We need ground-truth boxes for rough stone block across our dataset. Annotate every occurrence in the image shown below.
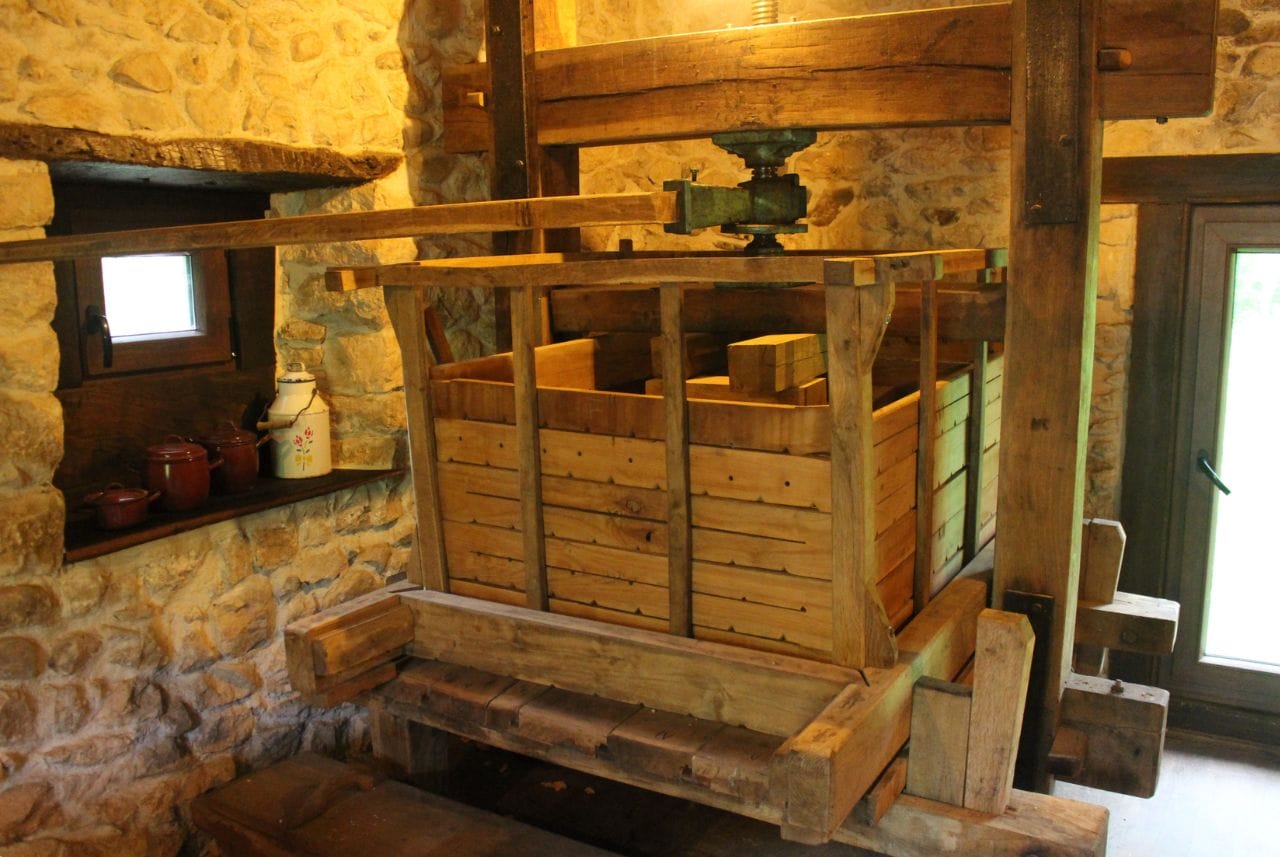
[211,575,275,656]
[0,688,36,744]
[0,162,52,230]
[0,392,63,487]
[47,631,102,675]
[40,682,90,736]
[46,732,133,767]
[0,488,63,579]
[0,636,44,680]
[0,583,58,631]
[0,781,52,845]
[0,262,55,336]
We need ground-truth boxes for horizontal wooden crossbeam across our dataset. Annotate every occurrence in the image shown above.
[442,0,1217,152]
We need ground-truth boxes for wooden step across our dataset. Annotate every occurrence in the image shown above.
[192,752,619,857]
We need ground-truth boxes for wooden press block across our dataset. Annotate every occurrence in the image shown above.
[649,332,729,378]
[607,707,724,780]
[1058,672,1169,798]
[646,374,828,405]
[905,676,971,805]
[728,333,827,394]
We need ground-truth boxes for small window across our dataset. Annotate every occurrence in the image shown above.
[74,249,233,376]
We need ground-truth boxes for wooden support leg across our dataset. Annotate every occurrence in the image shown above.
[512,283,550,610]
[369,704,456,791]
[962,340,989,562]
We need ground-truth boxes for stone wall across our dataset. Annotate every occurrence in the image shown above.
[577,0,1280,520]
[0,0,486,854]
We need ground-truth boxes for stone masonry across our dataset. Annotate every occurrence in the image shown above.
[0,0,486,854]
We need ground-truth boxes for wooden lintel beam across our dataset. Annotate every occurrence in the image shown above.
[0,192,679,265]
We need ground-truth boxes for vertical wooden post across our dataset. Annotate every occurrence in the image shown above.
[826,261,897,669]
[384,285,447,591]
[963,340,990,562]
[997,0,1102,787]
[512,284,549,610]
[661,284,693,636]
[914,281,938,611]
[487,0,580,349]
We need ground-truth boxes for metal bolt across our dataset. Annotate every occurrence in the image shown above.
[689,168,699,182]
[1110,679,1125,694]
[491,24,502,34]
[514,159,525,169]
[1120,629,1138,645]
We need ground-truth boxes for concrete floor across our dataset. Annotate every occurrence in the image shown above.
[1055,730,1280,857]
[436,729,1280,856]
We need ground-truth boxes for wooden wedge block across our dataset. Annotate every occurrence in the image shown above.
[646,374,828,405]
[1076,591,1179,655]
[963,609,1034,815]
[728,333,827,394]
[852,754,908,827]
[1059,673,1169,797]
[284,582,417,701]
[905,676,972,805]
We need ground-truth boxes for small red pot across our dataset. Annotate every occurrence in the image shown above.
[145,435,222,512]
[199,421,267,494]
[83,483,160,530]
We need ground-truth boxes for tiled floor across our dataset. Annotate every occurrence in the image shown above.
[1054,731,1280,857]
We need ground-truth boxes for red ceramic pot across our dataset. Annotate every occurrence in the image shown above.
[199,421,266,494]
[145,435,222,512]
[83,483,160,530]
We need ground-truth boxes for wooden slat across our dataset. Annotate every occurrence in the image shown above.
[963,609,1035,815]
[646,374,828,406]
[512,285,549,611]
[661,284,693,636]
[905,676,972,805]
[963,342,989,561]
[386,287,448,589]
[403,588,856,737]
[1103,154,1280,204]
[689,725,779,804]
[772,577,987,843]
[553,280,1004,343]
[915,281,939,612]
[0,192,680,265]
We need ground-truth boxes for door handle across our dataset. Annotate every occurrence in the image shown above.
[84,305,113,368]
[1196,450,1231,495]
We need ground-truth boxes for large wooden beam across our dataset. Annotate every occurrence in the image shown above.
[401,588,859,737]
[442,0,1216,151]
[995,0,1102,788]
[0,193,679,265]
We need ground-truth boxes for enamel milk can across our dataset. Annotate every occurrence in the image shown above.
[263,363,332,478]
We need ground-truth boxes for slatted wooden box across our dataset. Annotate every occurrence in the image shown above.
[426,333,1003,663]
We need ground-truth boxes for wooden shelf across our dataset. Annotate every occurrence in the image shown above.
[65,468,404,564]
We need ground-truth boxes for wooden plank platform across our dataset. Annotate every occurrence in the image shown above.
[192,752,619,857]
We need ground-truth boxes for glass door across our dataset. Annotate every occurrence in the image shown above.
[1165,207,1280,714]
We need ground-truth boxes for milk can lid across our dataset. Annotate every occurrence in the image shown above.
[278,362,315,384]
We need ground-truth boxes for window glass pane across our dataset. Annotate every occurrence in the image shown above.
[101,254,196,337]
[1203,249,1280,669]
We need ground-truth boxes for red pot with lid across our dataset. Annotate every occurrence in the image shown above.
[198,421,267,494]
[83,483,160,530]
[145,435,222,512]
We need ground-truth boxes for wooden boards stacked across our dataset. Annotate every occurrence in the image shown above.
[427,340,1002,660]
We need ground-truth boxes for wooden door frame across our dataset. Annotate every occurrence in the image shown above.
[1104,154,1280,743]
